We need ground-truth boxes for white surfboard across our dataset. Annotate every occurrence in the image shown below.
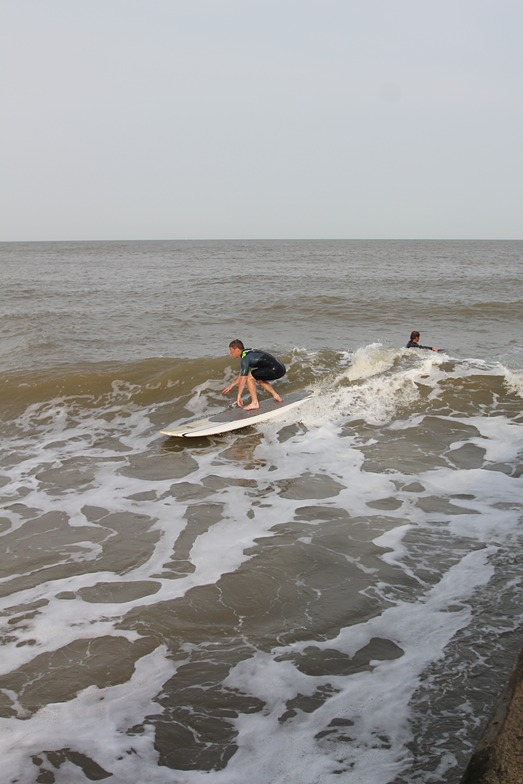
[161,390,312,438]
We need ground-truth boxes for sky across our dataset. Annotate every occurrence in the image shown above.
[1,0,522,241]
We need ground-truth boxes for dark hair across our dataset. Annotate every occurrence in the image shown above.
[409,331,420,341]
[229,339,245,350]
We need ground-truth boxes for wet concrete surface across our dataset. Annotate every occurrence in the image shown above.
[460,646,523,783]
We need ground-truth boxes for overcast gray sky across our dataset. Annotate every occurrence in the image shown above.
[1,0,522,241]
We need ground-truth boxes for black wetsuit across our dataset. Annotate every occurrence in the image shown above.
[406,340,433,350]
[240,349,286,381]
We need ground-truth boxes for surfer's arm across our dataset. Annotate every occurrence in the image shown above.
[236,376,248,407]
[222,375,241,394]
[407,341,439,351]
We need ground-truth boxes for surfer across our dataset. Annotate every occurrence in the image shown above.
[406,331,441,352]
[222,339,286,410]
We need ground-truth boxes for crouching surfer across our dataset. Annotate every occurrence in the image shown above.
[222,339,286,410]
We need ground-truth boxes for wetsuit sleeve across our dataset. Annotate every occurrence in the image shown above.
[240,354,252,376]
[406,341,432,350]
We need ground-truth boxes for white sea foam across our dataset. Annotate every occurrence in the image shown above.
[503,366,523,397]
[342,342,397,382]
[218,549,496,784]
[1,343,522,783]
[1,647,177,784]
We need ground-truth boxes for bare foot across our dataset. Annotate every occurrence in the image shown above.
[244,402,260,411]
[273,394,283,403]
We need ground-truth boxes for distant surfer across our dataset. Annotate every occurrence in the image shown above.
[222,339,286,410]
[406,331,441,352]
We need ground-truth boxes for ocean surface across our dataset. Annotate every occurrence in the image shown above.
[0,239,522,784]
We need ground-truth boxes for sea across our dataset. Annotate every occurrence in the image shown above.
[0,239,522,784]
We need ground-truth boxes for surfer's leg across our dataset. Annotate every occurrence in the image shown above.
[258,380,283,403]
[244,374,260,410]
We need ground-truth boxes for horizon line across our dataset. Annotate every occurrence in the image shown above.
[2,236,522,244]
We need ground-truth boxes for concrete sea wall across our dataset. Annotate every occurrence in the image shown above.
[460,646,523,783]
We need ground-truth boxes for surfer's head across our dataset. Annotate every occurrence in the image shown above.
[229,338,245,359]
[409,331,420,342]
[229,339,245,352]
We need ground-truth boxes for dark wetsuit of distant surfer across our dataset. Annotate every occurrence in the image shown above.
[406,331,440,352]
[222,339,286,410]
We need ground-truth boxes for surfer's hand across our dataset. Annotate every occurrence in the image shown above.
[237,398,244,408]
[222,385,232,394]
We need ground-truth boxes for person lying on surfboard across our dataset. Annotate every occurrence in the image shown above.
[222,339,286,410]
[406,330,441,352]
